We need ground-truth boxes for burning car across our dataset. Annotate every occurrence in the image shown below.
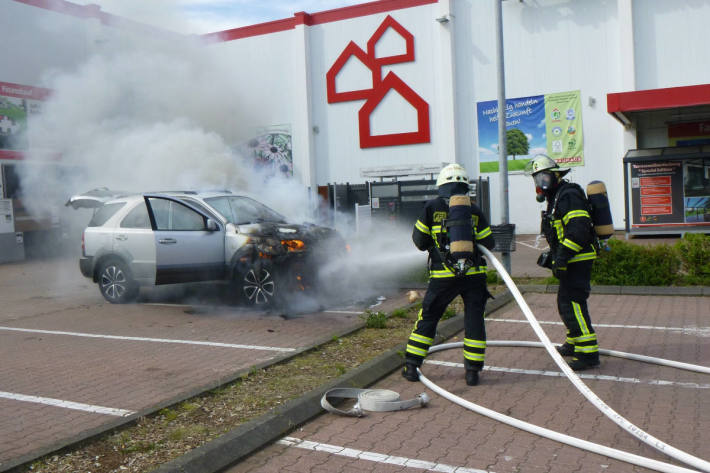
[67,188,345,305]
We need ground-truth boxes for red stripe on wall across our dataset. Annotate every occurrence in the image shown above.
[202,0,438,43]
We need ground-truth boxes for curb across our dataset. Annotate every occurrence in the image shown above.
[149,289,516,473]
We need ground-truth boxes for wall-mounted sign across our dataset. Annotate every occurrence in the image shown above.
[477,90,584,173]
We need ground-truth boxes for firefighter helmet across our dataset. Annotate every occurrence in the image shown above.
[436,163,469,187]
[524,154,570,176]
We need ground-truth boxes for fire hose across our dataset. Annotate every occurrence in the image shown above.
[414,245,710,473]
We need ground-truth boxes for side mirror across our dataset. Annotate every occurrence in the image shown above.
[206,219,219,232]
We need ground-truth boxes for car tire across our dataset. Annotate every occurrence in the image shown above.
[239,263,279,307]
[98,259,138,304]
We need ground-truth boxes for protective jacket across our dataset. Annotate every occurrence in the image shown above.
[543,181,597,269]
[412,197,495,278]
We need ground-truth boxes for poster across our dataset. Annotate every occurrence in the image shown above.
[477,90,584,173]
[629,159,710,228]
[0,81,48,160]
[244,125,293,178]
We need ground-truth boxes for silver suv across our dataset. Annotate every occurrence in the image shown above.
[68,189,343,305]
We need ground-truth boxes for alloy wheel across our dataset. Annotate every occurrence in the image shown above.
[243,268,275,305]
[100,265,128,301]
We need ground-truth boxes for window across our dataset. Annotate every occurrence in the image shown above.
[88,203,125,227]
[148,198,206,231]
[120,202,151,229]
[204,196,285,224]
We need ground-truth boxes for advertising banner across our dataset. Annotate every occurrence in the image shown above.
[477,90,584,173]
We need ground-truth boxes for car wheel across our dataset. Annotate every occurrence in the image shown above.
[98,259,138,304]
[241,265,277,306]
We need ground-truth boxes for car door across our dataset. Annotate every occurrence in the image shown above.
[144,195,225,285]
[115,200,156,285]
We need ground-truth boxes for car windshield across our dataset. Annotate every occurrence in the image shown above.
[204,196,286,225]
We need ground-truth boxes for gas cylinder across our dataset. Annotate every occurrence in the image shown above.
[586,180,613,239]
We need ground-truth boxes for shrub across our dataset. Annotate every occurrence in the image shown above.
[675,233,710,284]
[591,239,680,286]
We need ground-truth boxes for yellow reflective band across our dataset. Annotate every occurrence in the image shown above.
[562,209,591,225]
[575,333,597,343]
[575,345,599,353]
[476,226,492,238]
[406,345,428,357]
[415,220,430,235]
[409,333,434,345]
[553,220,563,239]
[463,339,486,349]
[569,251,597,263]
[431,225,442,233]
[572,301,591,335]
[565,337,575,344]
[430,267,486,278]
[561,238,583,252]
[463,352,485,361]
[413,309,423,332]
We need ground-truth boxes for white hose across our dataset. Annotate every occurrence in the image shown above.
[438,245,710,472]
[417,368,699,473]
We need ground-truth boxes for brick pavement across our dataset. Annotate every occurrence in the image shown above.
[0,257,411,471]
[226,292,710,473]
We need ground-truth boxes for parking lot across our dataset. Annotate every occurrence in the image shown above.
[0,257,410,470]
[227,291,710,473]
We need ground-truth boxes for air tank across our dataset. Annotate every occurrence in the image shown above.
[586,180,613,239]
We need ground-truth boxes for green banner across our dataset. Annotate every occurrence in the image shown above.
[544,90,584,167]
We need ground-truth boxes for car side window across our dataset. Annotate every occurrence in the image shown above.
[147,198,206,231]
[88,202,125,227]
[120,203,151,229]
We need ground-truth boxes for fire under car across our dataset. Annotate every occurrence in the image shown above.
[67,188,345,305]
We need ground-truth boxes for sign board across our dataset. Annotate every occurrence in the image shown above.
[624,147,710,234]
[0,198,13,233]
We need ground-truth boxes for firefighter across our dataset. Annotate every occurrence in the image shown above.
[402,163,496,386]
[525,154,600,371]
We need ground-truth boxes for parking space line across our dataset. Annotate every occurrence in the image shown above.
[425,360,710,389]
[278,437,491,473]
[486,318,710,336]
[0,391,135,417]
[323,310,362,315]
[0,326,296,352]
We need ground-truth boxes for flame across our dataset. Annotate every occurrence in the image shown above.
[281,239,305,251]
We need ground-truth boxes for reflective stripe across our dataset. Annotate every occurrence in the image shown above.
[561,238,583,252]
[575,344,599,353]
[463,338,486,349]
[576,333,597,343]
[572,301,591,335]
[430,267,486,278]
[553,220,564,240]
[431,225,442,233]
[476,226,492,239]
[463,352,485,362]
[569,251,597,263]
[415,220,430,235]
[406,345,428,357]
[562,209,591,225]
[409,333,434,345]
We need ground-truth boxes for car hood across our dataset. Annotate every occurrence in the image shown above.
[66,188,130,209]
[237,221,340,243]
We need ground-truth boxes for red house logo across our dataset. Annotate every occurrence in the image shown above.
[326,15,430,148]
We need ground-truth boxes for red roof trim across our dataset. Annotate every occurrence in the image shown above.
[0,150,27,161]
[201,0,438,43]
[607,84,710,113]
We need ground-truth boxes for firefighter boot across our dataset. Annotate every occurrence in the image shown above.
[402,362,420,382]
[464,359,481,386]
[569,354,600,371]
[556,342,575,357]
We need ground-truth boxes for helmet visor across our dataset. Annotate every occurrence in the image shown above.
[533,171,554,190]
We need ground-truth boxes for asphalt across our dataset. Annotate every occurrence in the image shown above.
[146,232,710,473]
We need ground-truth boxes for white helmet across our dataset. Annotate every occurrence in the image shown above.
[524,154,570,176]
[436,163,469,187]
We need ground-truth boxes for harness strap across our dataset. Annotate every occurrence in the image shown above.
[320,388,430,417]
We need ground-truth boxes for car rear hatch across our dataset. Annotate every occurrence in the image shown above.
[65,188,129,209]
